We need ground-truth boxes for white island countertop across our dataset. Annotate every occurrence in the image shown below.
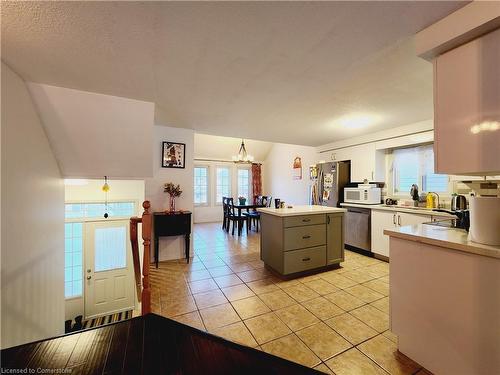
[258,205,347,217]
[384,224,500,259]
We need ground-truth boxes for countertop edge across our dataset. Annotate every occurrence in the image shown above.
[384,225,500,259]
[257,205,347,217]
[340,203,454,217]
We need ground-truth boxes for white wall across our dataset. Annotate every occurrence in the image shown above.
[1,62,65,348]
[27,83,155,179]
[193,161,252,223]
[194,133,273,162]
[64,179,145,321]
[263,143,319,205]
[145,126,194,260]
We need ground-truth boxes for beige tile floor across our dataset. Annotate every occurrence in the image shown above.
[150,223,424,374]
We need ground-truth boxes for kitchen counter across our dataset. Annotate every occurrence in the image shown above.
[386,223,500,375]
[384,224,500,259]
[259,206,345,276]
[258,205,347,217]
[340,202,454,217]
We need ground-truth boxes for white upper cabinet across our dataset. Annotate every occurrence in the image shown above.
[434,28,500,175]
[329,144,385,183]
[350,144,385,183]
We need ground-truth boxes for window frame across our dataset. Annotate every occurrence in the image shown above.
[215,165,231,206]
[194,165,210,207]
[390,144,451,197]
[236,166,252,202]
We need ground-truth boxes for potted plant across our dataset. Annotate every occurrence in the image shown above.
[164,182,182,212]
[238,196,247,205]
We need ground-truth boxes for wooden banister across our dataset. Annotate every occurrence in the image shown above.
[129,200,152,315]
[141,201,152,315]
[130,217,142,302]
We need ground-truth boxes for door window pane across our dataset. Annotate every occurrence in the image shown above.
[237,169,251,202]
[194,166,209,205]
[216,167,231,203]
[94,226,127,272]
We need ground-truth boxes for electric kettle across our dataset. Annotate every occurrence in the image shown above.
[451,194,467,211]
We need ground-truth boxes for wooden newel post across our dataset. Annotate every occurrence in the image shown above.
[141,200,152,315]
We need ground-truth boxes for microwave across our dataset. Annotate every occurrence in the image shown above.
[344,187,381,204]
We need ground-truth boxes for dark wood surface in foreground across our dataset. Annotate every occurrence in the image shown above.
[1,313,320,374]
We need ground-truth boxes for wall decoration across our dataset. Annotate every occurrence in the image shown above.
[162,142,185,168]
[293,156,302,180]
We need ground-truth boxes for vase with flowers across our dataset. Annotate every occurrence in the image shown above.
[164,182,182,213]
[238,196,247,205]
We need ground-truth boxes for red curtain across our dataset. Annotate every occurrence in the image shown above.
[251,163,262,202]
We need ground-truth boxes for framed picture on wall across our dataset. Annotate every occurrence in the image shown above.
[162,141,186,168]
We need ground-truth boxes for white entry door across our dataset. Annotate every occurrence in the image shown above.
[84,220,134,319]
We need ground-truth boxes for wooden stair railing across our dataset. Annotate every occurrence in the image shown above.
[129,201,152,315]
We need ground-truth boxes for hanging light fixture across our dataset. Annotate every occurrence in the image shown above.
[102,176,110,218]
[232,139,254,164]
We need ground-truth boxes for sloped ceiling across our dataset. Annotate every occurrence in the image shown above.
[1,1,467,146]
[28,83,154,178]
[194,134,273,162]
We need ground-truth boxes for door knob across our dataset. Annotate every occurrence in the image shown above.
[86,275,92,280]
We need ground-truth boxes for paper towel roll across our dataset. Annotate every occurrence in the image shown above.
[469,197,500,246]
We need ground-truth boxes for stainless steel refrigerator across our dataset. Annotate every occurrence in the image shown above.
[310,161,350,207]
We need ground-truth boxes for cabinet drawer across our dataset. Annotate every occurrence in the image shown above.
[284,246,326,274]
[284,214,326,228]
[284,224,326,251]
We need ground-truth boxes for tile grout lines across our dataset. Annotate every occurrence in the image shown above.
[150,222,423,374]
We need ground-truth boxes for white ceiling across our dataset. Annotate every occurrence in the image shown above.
[1,1,466,146]
[194,133,274,162]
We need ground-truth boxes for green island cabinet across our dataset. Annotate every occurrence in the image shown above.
[258,206,346,276]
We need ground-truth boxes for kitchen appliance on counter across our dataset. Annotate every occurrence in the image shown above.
[469,196,500,246]
[344,184,381,205]
[311,161,350,207]
[451,194,467,211]
[345,207,371,253]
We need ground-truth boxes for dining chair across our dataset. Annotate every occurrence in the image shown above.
[222,197,230,230]
[244,195,271,232]
[225,198,247,236]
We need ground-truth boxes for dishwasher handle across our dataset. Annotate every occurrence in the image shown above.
[347,209,370,214]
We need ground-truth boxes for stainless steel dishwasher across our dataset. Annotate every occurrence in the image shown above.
[345,207,371,252]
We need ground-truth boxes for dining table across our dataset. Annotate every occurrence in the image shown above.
[231,203,266,234]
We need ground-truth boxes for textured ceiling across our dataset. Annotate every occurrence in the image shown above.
[1,1,466,146]
[194,133,274,162]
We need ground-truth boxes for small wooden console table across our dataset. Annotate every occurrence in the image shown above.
[153,211,192,268]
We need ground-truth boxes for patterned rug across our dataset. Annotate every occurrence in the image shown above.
[82,310,133,329]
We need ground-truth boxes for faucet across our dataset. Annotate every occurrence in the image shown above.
[428,192,440,208]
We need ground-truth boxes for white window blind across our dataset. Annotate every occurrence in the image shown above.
[393,144,448,194]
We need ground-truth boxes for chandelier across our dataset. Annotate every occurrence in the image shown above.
[232,139,254,164]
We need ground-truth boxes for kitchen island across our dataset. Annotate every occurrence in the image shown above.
[258,205,346,277]
[385,224,500,375]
